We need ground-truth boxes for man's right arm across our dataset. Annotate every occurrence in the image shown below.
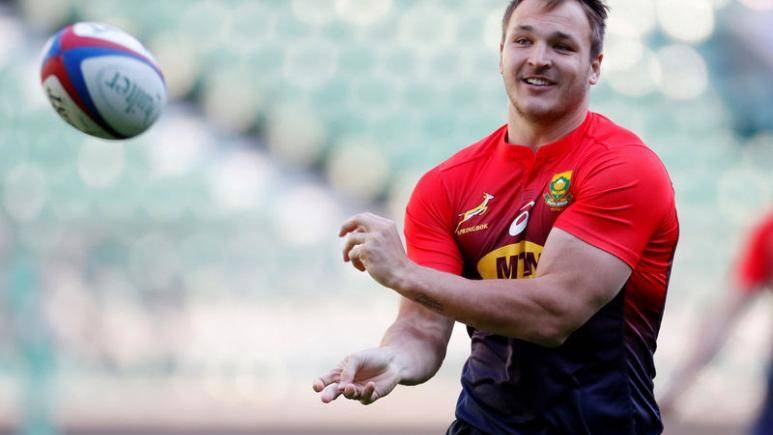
[313,166,457,404]
[383,165,456,387]
[313,296,454,405]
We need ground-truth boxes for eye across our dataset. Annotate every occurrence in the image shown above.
[554,43,574,52]
[514,37,531,46]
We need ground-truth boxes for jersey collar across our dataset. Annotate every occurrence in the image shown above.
[497,111,594,162]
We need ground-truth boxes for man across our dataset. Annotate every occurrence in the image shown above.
[659,212,772,435]
[313,0,679,433]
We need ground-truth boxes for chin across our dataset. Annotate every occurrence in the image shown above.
[516,103,565,122]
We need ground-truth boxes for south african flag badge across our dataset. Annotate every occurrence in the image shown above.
[544,170,573,209]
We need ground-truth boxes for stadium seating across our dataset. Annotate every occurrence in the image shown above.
[1,0,771,432]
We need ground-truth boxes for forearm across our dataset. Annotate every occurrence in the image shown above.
[340,216,627,348]
[379,311,451,385]
[392,263,589,347]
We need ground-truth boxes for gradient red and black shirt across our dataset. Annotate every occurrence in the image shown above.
[404,112,679,435]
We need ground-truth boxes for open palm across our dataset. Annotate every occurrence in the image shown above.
[313,347,402,405]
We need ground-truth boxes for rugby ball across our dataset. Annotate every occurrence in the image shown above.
[40,22,166,139]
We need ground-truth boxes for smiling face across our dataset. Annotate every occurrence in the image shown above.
[500,0,602,126]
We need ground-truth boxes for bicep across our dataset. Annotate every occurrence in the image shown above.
[536,228,632,327]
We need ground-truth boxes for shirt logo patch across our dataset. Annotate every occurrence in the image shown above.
[509,201,535,237]
[477,241,544,279]
[544,170,573,209]
[456,193,494,235]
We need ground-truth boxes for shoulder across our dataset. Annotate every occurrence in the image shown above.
[570,114,676,226]
[412,124,506,195]
[586,112,645,149]
[745,212,773,255]
[753,212,773,236]
[434,124,507,173]
[580,113,672,187]
[409,124,506,210]
[735,211,773,292]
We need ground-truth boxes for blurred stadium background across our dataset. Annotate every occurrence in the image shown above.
[0,0,771,434]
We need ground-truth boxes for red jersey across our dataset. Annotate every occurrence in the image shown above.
[736,212,773,293]
[404,112,679,434]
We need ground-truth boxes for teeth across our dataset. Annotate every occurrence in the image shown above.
[525,78,551,86]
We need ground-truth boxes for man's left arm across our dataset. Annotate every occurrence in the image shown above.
[342,214,630,347]
[342,144,675,347]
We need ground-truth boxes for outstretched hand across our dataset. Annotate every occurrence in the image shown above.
[340,212,413,290]
[312,347,402,405]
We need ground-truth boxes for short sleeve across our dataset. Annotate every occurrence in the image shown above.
[735,214,773,293]
[554,145,676,268]
[404,168,464,275]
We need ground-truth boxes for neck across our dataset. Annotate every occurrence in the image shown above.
[506,103,589,151]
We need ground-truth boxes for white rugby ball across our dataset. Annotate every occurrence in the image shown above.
[40,22,167,139]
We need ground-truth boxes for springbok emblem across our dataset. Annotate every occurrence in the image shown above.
[456,193,494,232]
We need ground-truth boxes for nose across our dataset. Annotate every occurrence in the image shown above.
[527,43,551,69]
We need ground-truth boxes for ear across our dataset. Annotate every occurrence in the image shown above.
[588,53,603,85]
[499,42,505,75]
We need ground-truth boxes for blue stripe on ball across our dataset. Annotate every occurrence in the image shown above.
[41,30,64,65]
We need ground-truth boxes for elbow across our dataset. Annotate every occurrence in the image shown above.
[489,321,571,348]
[482,312,574,347]
[527,319,577,348]
[534,336,567,349]
[524,289,591,348]
[530,329,569,348]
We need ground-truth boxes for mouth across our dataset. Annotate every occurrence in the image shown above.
[521,77,555,87]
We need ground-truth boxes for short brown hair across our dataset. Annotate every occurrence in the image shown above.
[501,0,609,59]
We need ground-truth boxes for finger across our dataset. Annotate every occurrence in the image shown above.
[343,383,359,400]
[339,215,364,237]
[313,369,342,392]
[313,377,332,393]
[348,245,367,271]
[338,355,362,386]
[342,232,367,262]
[339,213,378,237]
[360,382,377,405]
[320,382,344,403]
